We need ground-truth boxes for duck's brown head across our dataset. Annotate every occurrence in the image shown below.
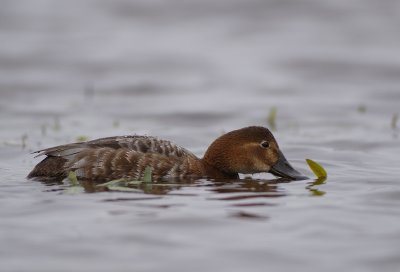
[202,126,305,180]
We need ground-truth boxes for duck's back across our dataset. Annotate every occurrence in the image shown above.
[28,136,202,182]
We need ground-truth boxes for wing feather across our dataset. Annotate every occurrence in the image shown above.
[29,135,200,181]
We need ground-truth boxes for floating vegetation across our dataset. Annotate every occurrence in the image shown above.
[267,107,277,131]
[76,135,89,142]
[112,120,120,128]
[305,160,327,196]
[59,167,161,194]
[67,171,79,185]
[96,178,125,188]
[142,166,152,183]
[52,117,61,131]
[3,134,29,148]
[64,171,84,194]
[97,167,153,192]
[391,113,398,129]
[21,134,28,149]
[84,83,95,102]
[64,186,85,194]
[357,104,367,113]
[306,159,327,179]
[101,179,143,192]
[307,186,326,197]
[41,124,47,136]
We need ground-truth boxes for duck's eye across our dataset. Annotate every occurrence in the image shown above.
[260,141,270,148]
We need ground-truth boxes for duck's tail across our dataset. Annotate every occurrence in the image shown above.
[27,156,68,181]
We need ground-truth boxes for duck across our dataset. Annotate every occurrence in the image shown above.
[28,126,306,182]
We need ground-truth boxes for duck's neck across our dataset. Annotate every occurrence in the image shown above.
[200,159,239,179]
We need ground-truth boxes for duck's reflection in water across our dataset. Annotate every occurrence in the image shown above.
[40,175,325,201]
[207,178,287,199]
[42,175,326,197]
[39,176,327,220]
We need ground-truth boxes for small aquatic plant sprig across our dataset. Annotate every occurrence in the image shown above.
[267,107,277,131]
[63,167,154,193]
[391,113,398,130]
[96,166,153,192]
[64,171,84,194]
[306,159,327,179]
[305,159,327,196]
[67,171,79,185]
[76,135,89,142]
[357,104,367,113]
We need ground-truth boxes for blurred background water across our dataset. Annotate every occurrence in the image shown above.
[1,0,400,271]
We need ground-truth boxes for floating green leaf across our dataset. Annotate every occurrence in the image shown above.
[64,186,84,194]
[267,107,277,131]
[53,117,61,131]
[76,135,89,142]
[63,171,84,194]
[106,186,143,192]
[143,166,153,183]
[357,104,367,113]
[306,159,327,179]
[21,134,28,149]
[391,113,398,129]
[112,120,120,128]
[96,167,153,192]
[67,171,79,185]
[125,180,143,186]
[308,188,326,196]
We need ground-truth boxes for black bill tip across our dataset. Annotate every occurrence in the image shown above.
[270,151,308,180]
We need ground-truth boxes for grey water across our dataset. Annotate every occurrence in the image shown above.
[1,0,400,271]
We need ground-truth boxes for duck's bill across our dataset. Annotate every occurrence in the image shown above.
[270,151,308,180]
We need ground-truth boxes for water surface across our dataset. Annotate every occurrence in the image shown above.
[1,0,400,271]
